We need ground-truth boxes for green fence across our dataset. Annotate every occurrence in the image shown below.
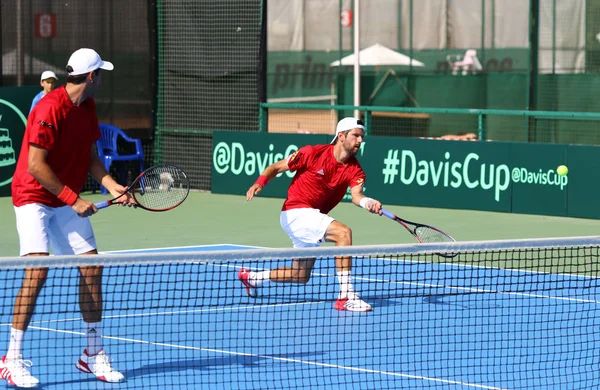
[154,0,265,191]
[2,0,152,130]
[260,103,600,145]
[267,1,600,113]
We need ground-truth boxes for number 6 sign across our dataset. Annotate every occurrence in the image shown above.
[35,14,56,39]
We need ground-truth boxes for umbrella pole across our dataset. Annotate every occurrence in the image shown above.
[353,0,360,118]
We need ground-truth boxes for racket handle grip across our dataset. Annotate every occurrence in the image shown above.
[94,201,110,210]
[380,208,396,220]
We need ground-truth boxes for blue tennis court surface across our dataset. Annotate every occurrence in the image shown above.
[0,243,599,389]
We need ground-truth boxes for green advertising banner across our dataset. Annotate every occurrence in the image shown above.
[0,87,38,197]
[212,131,331,197]
[510,143,568,216]
[566,145,600,219]
[212,131,599,219]
[364,137,513,213]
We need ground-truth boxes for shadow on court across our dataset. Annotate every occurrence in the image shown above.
[124,351,326,379]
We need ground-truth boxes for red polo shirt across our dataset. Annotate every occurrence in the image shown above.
[282,144,365,214]
[12,86,100,207]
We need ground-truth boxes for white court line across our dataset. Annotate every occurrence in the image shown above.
[4,266,597,329]
[212,263,600,305]
[384,257,600,280]
[23,324,506,390]
[2,261,594,329]
[0,247,591,389]
[0,301,320,326]
[103,243,264,254]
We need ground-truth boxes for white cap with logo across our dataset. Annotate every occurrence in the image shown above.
[40,71,58,81]
[66,48,114,76]
[330,117,365,144]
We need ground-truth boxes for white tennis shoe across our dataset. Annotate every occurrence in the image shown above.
[0,355,40,388]
[334,294,372,312]
[75,349,125,383]
[238,268,258,298]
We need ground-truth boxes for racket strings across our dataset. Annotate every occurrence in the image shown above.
[134,166,189,210]
[415,226,454,243]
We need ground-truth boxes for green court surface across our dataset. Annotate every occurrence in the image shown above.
[1,191,600,256]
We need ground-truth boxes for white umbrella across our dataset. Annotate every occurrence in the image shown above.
[2,49,64,76]
[330,43,425,67]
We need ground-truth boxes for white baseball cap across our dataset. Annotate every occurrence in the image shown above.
[40,71,58,81]
[66,48,114,76]
[330,117,365,144]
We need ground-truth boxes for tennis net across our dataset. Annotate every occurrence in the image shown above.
[0,236,599,389]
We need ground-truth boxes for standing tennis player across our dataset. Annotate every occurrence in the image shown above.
[239,117,382,312]
[0,48,130,388]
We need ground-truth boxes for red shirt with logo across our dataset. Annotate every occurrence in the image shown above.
[12,86,100,207]
[282,144,365,214]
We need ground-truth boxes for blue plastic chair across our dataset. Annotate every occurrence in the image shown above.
[95,123,144,194]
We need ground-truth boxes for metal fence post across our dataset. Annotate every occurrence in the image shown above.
[258,103,267,132]
[478,113,486,141]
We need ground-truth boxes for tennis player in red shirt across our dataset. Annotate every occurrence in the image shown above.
[239,117,382,312]
[0,49,130,388]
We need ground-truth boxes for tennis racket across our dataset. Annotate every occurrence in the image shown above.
[380,208,457,257]
[95,165,190,212]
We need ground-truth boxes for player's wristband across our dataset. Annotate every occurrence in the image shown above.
[359,197,374,209]
[57,186,78,206]
[255,175,269,187]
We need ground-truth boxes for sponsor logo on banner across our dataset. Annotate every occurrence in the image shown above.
[381,149,568,202]
[213,141,298,178]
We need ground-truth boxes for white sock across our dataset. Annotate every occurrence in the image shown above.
[85,321,103,356]
[250,270,271,287]
[6,328,24,359]
[337,271,355,299]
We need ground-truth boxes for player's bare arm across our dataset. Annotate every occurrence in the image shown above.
[28,144,96,217]
[28,144,66,195]
[350,185,382,215]
[246,158,290,201]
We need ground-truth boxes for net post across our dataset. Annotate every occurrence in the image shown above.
[364,109,372,137]
[258,103,267,132]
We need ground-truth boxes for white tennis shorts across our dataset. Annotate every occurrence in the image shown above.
[14,203,97,256]
[280,208,335,248]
